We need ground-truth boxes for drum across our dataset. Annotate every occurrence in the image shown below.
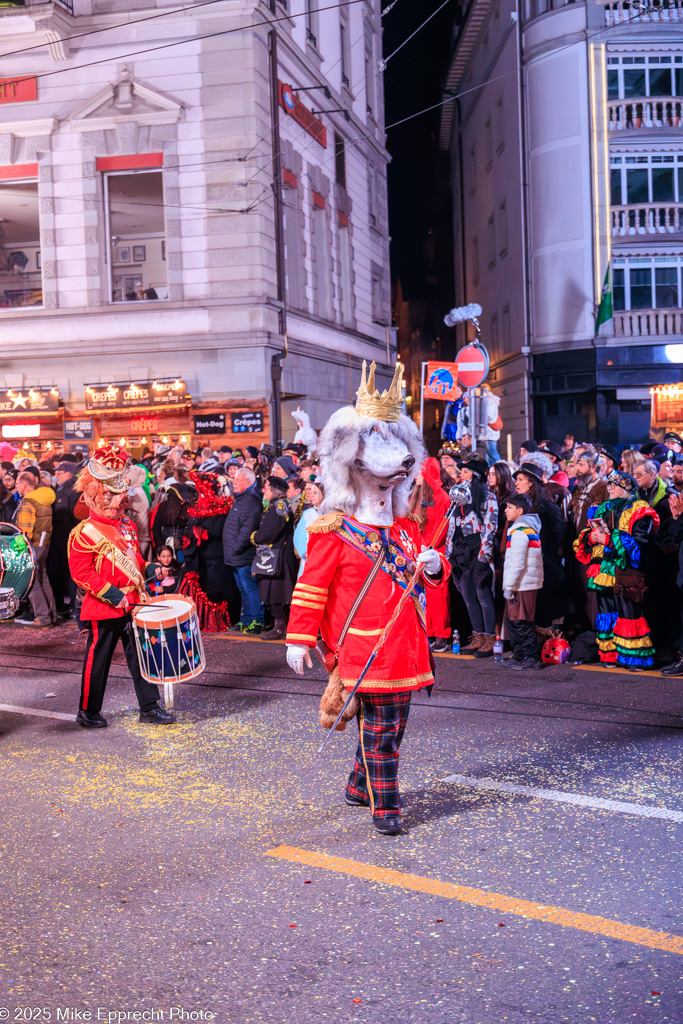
[0,586,17,620]
[132,595,205,709]
[0,524,36,605]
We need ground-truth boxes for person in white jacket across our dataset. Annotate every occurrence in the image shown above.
[455,385,502,465]
[502,494,544,669]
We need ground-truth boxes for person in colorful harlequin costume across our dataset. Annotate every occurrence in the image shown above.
[285,362,450,836]
[67,445,175,728]
[573,471,658,670]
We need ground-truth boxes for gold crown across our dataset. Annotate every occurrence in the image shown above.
[355,361,404,422]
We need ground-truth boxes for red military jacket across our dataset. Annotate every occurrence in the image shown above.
[67,511,151,621]
[285,512,450,694]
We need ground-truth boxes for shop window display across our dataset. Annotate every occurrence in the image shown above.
[107,171,167,302]
[0,181,42,308]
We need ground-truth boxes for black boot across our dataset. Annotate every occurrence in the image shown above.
[661,657,683,676]
[260,618,286,641]
[373,816,402,836]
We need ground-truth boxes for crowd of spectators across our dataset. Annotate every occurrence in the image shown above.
[437,431,683,673]
[4,426,683,677]
[0,439,323,641]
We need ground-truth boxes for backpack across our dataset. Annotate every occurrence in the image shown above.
[569,630,599,664]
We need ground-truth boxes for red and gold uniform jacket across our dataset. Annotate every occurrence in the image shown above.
[67,511,153,621]
[285,512,450,694]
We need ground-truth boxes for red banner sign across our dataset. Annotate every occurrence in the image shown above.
[0,77,37,105]
[424,362,461,400]
[278,81,327,148]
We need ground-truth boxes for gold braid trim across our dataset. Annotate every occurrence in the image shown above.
[404,513,420,524]
[308,511,344,535]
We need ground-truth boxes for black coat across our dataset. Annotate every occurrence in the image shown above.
[222,484,263,567]
[183,514,233,604]
[252,496,298,607]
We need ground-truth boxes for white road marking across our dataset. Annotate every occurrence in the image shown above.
[0,702,77,722]
[440,773,683,824]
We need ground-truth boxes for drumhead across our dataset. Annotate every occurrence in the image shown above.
[134,595,196,629]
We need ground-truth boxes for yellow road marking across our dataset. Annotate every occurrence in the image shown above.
[266,845,683,956]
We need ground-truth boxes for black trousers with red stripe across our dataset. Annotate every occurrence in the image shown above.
[345,692,412,819]
[80,615,160,714]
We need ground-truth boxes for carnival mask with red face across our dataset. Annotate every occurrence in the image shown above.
[76,444,130,519]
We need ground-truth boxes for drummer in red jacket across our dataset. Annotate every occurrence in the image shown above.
[67,445,174,729]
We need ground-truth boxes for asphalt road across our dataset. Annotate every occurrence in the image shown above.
[0,621,682,1024]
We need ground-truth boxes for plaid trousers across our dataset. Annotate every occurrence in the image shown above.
[346,692,412,819]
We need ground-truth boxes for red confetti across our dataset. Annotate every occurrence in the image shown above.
[352,999,362,1004]
[289,924,297,928]
[652,991,661,996]
[498,923,505,927]
[304,880,312,884]
[436,919,443,923]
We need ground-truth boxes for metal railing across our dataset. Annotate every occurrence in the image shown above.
[615,308,683,336]
[599,0,683,26]
[611,202,683,235]
[607,97,683,130]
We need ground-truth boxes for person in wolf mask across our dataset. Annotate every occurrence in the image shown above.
[285,363,449,836]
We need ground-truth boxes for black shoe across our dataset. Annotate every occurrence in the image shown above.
[346,793,405,808]
[228,622,243,634]
[660,658,683,676]
[76,709,108,728]
[345,794,370,807]
[373,816,402,836]
[260,619,286,641]
[504,657,524,669]
[139,705,176,725]
[431,638,450,654]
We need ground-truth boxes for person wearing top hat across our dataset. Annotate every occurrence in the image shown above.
[538,441,570,516]
[664,432,683,456]
[447,454,499,657]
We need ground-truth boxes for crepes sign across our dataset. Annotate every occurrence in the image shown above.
[85,379,186,410]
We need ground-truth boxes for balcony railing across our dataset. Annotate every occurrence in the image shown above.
[612,202,683,235]
[615,308,683,337]
[600,0,683,26]
[608,97,683,130]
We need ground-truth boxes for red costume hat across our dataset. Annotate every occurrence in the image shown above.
[87,444,129,493]
[188,471,233,517]
[421,456,443,492]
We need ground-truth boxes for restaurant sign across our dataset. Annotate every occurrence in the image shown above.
[85,380,186,411]
[651,384,683,429]
[0,76,37,105]
[231,411,264,433]
[0,386,59,415]
[65,419,95,440]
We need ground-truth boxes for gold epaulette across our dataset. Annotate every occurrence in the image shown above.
[404,513,420,524]
[308,511,344,534]
[67,520,92,557]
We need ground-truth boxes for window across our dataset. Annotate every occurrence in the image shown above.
[368,164,383,231]
[0,180,42,309]
[305,0,319,47]
[283,194,306,311]
[106,171,166,302]
[606,54,683,100]
[365,44,374,116]
[497,199,508,256]
[626,169,648,204]
[613,268,626,311]
[340,16,350,88]
[334,133,346,190]
[312,202,333,321]
[339,223,354,327]
[652,168,674,201]
[630,268,652,309]
[370,261,386,323]
[655,267,678,308]
[610,153,683,206]
[610,168,622,206]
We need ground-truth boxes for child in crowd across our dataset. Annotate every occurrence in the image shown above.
[150,546,180,597]
[503,494,544,670]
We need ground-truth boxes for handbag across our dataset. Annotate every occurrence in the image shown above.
[613,566,648,603]
[315,544,385,673]
[251,543,283,577]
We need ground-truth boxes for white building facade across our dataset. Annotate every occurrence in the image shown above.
[0,0,392,456]
[442,0,683,450]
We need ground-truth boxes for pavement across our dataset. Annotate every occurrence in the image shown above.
[0,620,682,1024]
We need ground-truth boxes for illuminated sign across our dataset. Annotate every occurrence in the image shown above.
[0,386,59,415]
[84,379,186,411]
[3,423,40,439]
[278,81,327,148]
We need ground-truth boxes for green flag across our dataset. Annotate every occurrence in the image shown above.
[596,263,614,338]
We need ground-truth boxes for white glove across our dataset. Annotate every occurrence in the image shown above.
[286,644,313,676]
[417,547,441,576]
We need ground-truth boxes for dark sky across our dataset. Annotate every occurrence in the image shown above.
[382,0,458,302]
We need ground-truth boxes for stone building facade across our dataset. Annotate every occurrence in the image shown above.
[0,0,392,456]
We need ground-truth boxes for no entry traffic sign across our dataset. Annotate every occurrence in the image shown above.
[456,344,489,388]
